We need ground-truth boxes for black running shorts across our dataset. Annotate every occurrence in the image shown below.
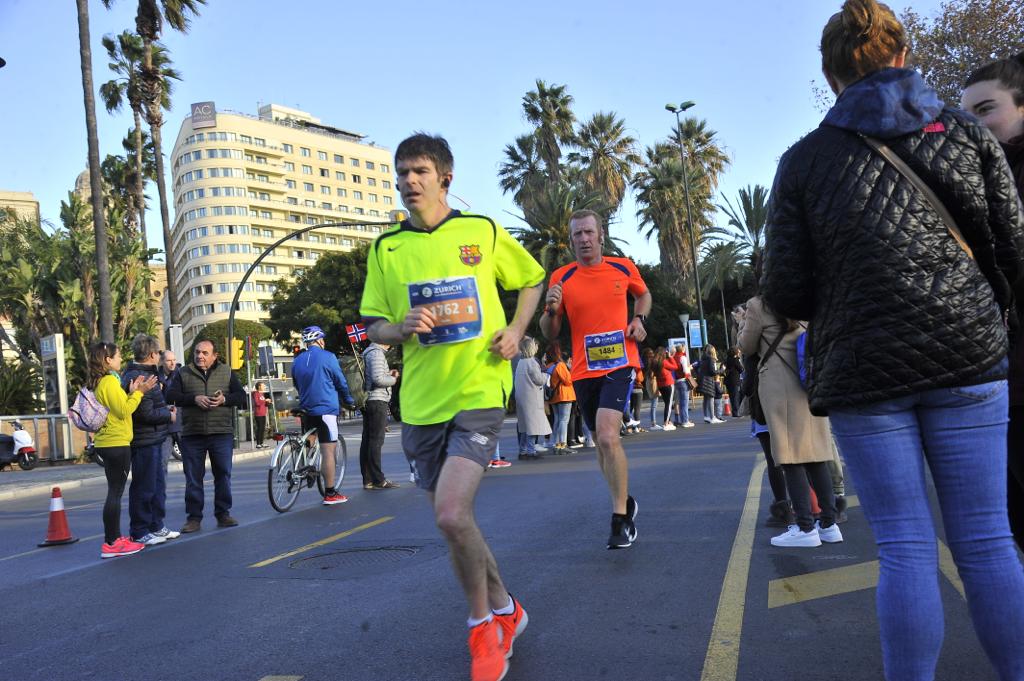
[574,367,635,431]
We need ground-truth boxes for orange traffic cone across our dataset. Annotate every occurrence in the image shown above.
[723,396,732,416]
[38,487,79,547]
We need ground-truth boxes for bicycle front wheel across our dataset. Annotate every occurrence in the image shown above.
[268,439,301,513]
[316,435,348,496]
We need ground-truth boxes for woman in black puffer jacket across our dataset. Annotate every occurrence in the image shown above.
[761,2,1024,679]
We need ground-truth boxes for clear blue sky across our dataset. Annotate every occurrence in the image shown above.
[0,0,947,265]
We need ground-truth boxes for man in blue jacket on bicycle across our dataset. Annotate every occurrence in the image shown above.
[291,325,356,505]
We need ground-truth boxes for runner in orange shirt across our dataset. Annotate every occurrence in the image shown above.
[540,209,653,549]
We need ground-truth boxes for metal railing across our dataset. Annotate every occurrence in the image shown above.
[0,415,82,463]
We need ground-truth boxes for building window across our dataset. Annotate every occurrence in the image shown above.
[321,202,332,210]
[255,137,266,147]
[302,165,312,175]
[293,249,305,259]
[352,174,361,184]
[335,171,346,181]
[367,178,377,187]
[350,158,360,167]
[365,161,375,170]
[282,143,293,153]
[369,209,380,216]
[287,197,298,205]
[353,191,363,200]
[284,161,295,172]
[304,199,316,207]
[336,188,347,198]
[382,180,391,190]
[289,215,301,223]
[319,168,329,177]
[383,196,393,204]
[300,147,310,157]
[303,182,314,192]
[354,207,364,214]
[338,205,348,212]
[317,151,327,161]
[334,154,343,163]
[286,179,296,189]
[368,194,378,203]
[380,163,390,173]
[326,236,336,244]
[321,185,330,194]
[240,134,252,143]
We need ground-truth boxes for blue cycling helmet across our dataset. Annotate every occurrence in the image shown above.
[301,325,326,344]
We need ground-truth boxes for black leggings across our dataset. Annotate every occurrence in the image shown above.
[100,446,132,544]
[658,385,674,424]
[254,415,267,446]
[781,461,835,531]
[754,432,788,503]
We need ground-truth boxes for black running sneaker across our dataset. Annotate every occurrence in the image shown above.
[626,495,638,522]
[607,514,637,549]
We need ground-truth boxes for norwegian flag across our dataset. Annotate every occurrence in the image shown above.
[346,323,368,343]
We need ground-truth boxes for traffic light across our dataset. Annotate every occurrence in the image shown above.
[230,337,245,370]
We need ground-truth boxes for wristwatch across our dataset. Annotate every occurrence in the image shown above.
[634,314,647,325]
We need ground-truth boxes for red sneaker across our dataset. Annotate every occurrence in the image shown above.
[322,492,349,505]
[495,596,528,659]
[488,460,512,468]
[100,536,145,559]
[468,619,507,681]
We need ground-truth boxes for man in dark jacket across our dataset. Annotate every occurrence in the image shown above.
[159,349,183,467]
[122,333,177,545]
[166,339,247,533]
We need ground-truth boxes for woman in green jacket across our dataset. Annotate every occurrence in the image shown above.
[87,342,157,558]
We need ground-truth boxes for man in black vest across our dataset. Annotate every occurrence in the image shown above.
[166,339,246,533]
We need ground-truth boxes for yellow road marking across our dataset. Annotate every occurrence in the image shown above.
[249,516,394,568]
[768,560,880,608]
[937,539,966,599]
[700,459,766,681]
[767,540,966,609]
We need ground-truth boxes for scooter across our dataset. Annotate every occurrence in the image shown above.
[0,421,39,471]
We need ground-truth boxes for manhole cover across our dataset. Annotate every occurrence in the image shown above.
[290,546,420,570]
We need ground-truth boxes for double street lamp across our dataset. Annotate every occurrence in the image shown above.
[666,101,706,350]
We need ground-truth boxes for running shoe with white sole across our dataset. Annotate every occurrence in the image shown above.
[101,536,145,558]
[495,595,529,659]
[816,520,844,543]
[153,527,180,540]
[607,514,637,549]
[136,532,167,546]
[770,524,821,548]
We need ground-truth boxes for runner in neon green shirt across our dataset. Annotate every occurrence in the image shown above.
[360,134,542,681]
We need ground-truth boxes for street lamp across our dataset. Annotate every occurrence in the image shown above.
[665,101,706,351]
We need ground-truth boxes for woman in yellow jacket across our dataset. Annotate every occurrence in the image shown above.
[545,342,576,455]
[87,342,157,558]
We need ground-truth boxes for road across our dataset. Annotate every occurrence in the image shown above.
[0,418,1001,680]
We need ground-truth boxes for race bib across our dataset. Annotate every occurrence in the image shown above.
[584,330,628,371]
[408,276,483,346]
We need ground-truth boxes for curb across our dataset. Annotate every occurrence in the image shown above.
[0,446,276,504]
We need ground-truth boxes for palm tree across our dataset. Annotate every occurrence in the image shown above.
[104,0,205,326]
[522,80,576,183]
[99,31,180,255]
[509,184,609,273]
[76,0,114,343]
[709,184,770,280]
[699,241,751,348]
[498,134,546,215]
[567,111,640,224]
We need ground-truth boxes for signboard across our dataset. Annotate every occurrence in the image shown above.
[191,101,217,129]
[666,337,688,353]
[688,320,704,349]
[258,344,276,377]
[40,333,68,415]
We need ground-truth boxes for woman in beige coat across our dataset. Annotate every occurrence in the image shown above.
[738,296,842,547]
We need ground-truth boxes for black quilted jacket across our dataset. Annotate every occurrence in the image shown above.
[762,69,1024,415]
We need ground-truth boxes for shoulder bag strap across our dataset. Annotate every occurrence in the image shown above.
[757,331,787,371]
[860,133,975,260]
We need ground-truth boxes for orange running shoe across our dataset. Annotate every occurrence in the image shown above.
[468,618,507,681]
[495,595,529,659]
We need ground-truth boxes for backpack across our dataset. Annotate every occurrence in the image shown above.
[340,354,368,409]
[795,328,811,389]
[68,387,110,433]
[543,364,557,402]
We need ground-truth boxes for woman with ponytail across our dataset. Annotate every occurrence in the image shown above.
[762,1,1024,678]
[87,342,158,558]
[964,53,1024,553]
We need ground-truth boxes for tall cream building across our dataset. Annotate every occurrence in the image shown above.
[169,103,400,348]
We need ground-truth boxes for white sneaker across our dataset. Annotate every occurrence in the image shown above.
[711,418,726,424]
[153,527,180,540]
[770,525,821,548]
[650,424,664,431]
[534,445,549,453]
[682,422,695,428]
[662,423,676,431]
[703,417,712,423]
[584,439,596,447]
[626,419,641,428]
[136,532,167,546]
[816,520,844,544]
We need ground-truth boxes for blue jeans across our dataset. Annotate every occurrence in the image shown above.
[129,441,165,539]
[551,402,571,444]
[181,433,234,520]
[830,380,1024,681]
[517,432,535,454]
[673,380,691,424]
[702,394,715,421]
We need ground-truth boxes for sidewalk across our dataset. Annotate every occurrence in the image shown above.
[0,418,371,503]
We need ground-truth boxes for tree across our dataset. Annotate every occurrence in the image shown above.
[0,360,44,416]
[99,30,180,257]
[522,79,576,184]
[191,318,272,381]
[902,0,1024,106]
[634,263,692,350]
[567,111,641,222]
[508,184,611,274]
[710,184,770,279]
[498,134,546,217]
[76,0,115,343]
[104,0,206,326]
[699,241,752,348]
[265,243,371,355]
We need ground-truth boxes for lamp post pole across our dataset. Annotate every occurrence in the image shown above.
[666,101,706,348]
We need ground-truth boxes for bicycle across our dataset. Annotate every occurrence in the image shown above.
[267,409,347,512]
